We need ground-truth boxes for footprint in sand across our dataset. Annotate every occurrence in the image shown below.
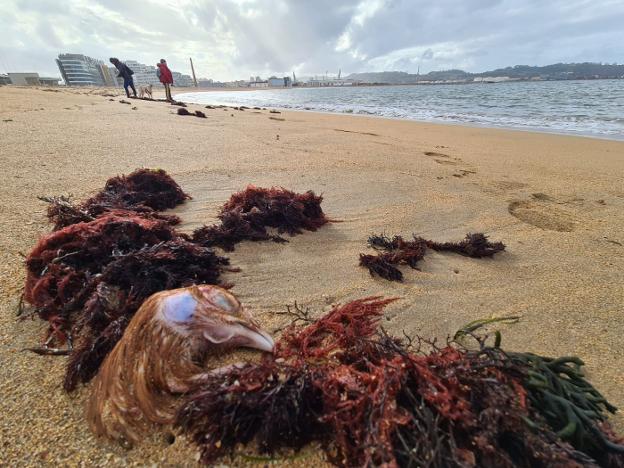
[434,159,459,166]
[424,151,450,158]
[424,151,462,166]
[453,169,476,178]
[508,199,577,232]
[334,128,380,136]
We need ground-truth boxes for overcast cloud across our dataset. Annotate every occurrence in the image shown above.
[1,0,622,80]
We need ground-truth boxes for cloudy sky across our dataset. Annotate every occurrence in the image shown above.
[1,0,622,81]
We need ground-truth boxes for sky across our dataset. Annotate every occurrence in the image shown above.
[1,0,623,81]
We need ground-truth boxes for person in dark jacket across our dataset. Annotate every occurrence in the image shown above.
[156,59,174,102]
[109,57,137,98]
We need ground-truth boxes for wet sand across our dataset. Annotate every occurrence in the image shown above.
[1,85,623,465]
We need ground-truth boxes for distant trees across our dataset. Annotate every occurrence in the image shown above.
[346,62,624,84]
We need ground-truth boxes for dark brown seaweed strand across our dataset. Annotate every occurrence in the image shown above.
[360,233,504,281]
[424,233,506,258]
[359,254,404,282]
[192,185,329,251]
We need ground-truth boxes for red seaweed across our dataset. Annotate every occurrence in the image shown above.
[25,172,332,391]
[360,233,505,281]
[23,211,230,390]
[192,185,329,251]
[176,298,623,467]
[41,168,189,230]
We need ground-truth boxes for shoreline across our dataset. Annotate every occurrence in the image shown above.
[187,99,624,143]
[174,83,624,142]
[1,85,623,465]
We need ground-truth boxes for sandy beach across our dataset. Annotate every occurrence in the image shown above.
[1,85,623,466]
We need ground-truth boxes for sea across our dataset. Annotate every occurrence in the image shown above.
[176,79,624,140]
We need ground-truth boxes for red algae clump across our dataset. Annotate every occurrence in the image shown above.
[193,185,329,251]
[360,232,505,281]
[176,297,624,467]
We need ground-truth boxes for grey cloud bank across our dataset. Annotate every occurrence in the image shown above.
[0,0,622,81]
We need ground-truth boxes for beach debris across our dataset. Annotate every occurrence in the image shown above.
[359,253,407,281]
[360,233,505,281]
[176,297,624,467]
[170,100,187,107]
[176,108,207,119]
[2,119,13,122]
[453,315,520,346]
[87,285,273,447]
[131,106,137,110]
[23,211,232,390]
[269,116,285,121]
[119,100,131,105]
[269,110,281,114]
[64,239,232,390]
[426,232,506,258]
[205,105,215,109]
[40,168,189,230]
[253,106,261,110]
[25,213,175,340]
[192,185,329,251]
[24,169,234,389]
[359,235,427,282]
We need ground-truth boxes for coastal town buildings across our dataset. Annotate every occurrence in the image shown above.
[56,54,107,86]
[171,71,194,87]
[267,76,292,87]
[124,60,160,87]
[55,53,194,88]
[306,78,355,87]
[99,65,118,87]
[5,73,59,86]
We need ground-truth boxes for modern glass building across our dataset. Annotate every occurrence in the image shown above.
[56,54,106,86]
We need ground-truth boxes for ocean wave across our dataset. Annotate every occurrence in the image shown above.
[176,80,624,140]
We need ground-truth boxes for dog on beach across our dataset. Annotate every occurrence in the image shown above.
[138,84,153,99]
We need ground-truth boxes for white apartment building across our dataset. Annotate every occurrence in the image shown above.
[124,60,161,87]
[171,71,194,87]
[56,54,106,86]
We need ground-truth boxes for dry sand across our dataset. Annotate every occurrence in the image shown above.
[1,85,623,466]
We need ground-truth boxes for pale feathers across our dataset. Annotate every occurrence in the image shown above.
[86,285,274,447]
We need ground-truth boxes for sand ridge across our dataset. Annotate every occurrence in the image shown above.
[1,86,623,465]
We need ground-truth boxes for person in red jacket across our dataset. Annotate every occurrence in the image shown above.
[157,59,174,101]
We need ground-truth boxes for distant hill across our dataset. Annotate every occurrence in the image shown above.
[346,62,624,83]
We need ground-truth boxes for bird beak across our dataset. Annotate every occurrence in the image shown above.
[254,329,275,352]
[236,325,275,353]
[200,321,275,353]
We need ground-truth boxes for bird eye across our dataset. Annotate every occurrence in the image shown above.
[161,291,198,323]
[211,293,239,313]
